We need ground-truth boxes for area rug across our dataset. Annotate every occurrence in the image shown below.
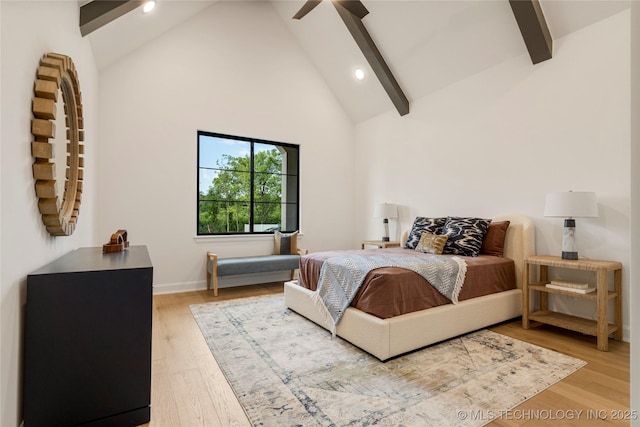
[190,294,586,427]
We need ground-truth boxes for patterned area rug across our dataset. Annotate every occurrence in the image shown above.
[190,295,585,427]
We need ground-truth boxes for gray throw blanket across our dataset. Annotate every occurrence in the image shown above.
[311,254,467,335]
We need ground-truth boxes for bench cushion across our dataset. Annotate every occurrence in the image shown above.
[209,255,300,276]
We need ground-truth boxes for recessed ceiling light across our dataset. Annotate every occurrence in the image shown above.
[354,68,365,80]
[143,1,156,13]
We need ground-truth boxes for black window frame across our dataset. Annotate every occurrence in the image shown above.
[197,130,300,236]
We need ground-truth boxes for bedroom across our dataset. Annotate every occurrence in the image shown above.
[0,0,638,426]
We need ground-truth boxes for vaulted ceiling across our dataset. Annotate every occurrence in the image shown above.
[84,0,630,123]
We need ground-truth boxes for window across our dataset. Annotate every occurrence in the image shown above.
[197,131,299,235]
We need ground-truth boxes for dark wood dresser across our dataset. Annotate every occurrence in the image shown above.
[24,246,153,427]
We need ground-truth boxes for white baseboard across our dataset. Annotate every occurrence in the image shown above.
[152,271,291,295]
[153,280,205,295]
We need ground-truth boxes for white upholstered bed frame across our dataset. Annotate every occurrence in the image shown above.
[284,214,535,361]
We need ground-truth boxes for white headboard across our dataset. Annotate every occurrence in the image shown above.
[400,214,535,289]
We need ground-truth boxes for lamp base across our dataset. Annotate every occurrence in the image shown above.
[382,218,390,242]
[562,218,577,260]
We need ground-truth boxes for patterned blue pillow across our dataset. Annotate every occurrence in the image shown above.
[441,217,492,257]
[405,217,447,249]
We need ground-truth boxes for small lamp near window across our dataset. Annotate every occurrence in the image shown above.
[374,203,398,242]
[544,191,598,260]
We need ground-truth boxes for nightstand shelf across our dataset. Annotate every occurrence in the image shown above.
[528,310,618,338]
[528,283,618,301]
[523,255,622,351]
[361,240,400,249]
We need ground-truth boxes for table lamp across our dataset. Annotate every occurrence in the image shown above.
[544,191,598,260]
[374,203,397,242]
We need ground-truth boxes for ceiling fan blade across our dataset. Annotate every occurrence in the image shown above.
[292,0,323,19]
[333,0,369,19]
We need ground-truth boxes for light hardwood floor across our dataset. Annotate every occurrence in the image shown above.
[144,283,630,427]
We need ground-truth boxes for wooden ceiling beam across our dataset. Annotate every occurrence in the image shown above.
[509,0,553,64]
[292,0,322,20]
[333,2,410,116]
[334,0,369,19]
[79,0,145,37]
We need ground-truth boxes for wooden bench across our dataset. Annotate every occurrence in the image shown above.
[206,251,306,296]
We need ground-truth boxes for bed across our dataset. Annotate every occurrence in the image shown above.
[284,214,535,361]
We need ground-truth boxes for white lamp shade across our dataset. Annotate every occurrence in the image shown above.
[374,203,397,219]
[544,192,598,218]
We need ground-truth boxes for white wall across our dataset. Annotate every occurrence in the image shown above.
[630,1,639,421]
[1,2,634,424]
[355,11,631,339]
[0,2,99,426]
[97,1,355,293]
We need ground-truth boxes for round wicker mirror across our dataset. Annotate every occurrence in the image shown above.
[31,53,84,236]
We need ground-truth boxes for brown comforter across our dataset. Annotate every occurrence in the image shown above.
[298,248,516,319]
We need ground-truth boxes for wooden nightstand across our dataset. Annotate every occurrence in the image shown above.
[361,240,401,249]
[523,255,622,351]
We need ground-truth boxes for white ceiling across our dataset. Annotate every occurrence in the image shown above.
[86,0,217,69]
[86,0,630,123]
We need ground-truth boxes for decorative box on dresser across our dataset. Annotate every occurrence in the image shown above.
[23,246,153,427]
[522,255,622,351]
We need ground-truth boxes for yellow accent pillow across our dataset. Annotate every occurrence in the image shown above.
[415,232,448,255]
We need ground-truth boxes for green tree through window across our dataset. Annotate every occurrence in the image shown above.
[198,132,299,235]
